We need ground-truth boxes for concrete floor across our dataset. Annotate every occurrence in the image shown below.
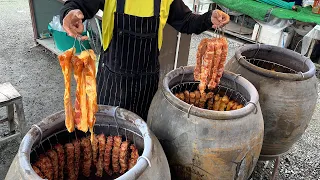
[0,0,319,179]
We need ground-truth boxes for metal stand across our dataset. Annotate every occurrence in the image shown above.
[258,154,281,180]
[271,156,280,180]
[0,82,26,144]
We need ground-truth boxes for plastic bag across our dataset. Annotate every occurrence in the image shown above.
[49,15,87,32]
[255,16,294,33]
[49,15,65,32]
[302,0,314,7]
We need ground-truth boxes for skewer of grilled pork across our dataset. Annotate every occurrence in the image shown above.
[112,136,122,173]
[96,134,106,177]
[104,136,114,176]
[46,150,59,180]
[128,144,139,170]
[81,137,92,177]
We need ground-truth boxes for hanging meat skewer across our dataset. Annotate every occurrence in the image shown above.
[194,38,209,81]
[184,90,190,104]
[96,134,106,177]
[208,39,222,90]
[226,100,235,111]
[92,135,98,166]
[81,50,98,141]
[189,92,196,105]
[72,140,81,179]
[175,93,185,102]
[219,95,230,111]
[195,36,229,91]
[128,144,139,170]
[119,141,129,174]
[236,104,244,109]
[213,94,221,111]
[232,102,239,110]
[54,144,65,180]
[32,165,46,179]
[207,99,214,110]
[104,136,114,176]
[170,35,243,111]
[112,136,122,173]
[81,137,92,177]
[46,150,59,180]
[72,56,88,132]
[215,38,228,86]
[206,92,214,100]
[58,48,75,132]
[204,92,214,109]
[179,92,185,101]
[199,92,207,108]
[194,90,201,107]
[199,40,215,93]
[59,47,98,139]
[65,143,76,180]
[34,155,53,180]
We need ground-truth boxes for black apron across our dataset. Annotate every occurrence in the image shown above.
[97,0,160,121]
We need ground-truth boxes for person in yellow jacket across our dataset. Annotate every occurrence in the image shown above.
[61,0,230,120]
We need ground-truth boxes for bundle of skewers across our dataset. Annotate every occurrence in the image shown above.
[194,36,228,93]
[58,45,98,141]
[174,33,244,111]
[32,134,139,180]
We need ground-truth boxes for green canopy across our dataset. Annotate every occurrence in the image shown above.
[213,0,320,24]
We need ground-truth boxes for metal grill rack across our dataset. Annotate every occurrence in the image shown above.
[30,124,143,165]
[246,58,299,74]
[170,81,248,109]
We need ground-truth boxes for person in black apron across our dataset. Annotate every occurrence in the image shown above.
[61,0,230,121]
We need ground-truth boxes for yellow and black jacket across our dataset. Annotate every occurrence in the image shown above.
[60,0,213,50]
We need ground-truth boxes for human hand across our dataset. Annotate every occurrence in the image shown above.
[211,10,230,29]
[62,9,88,41]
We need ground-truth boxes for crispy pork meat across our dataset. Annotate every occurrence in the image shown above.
[72,56,88,132]
[184,90,190,104]
[194,38,209,81]
[91,134,98,166]
[119,141,129,174]
[81,137,92,177]
[54,144,65,180]
[112,136,122,173]
[32,165,46,179]
[128,144,139,170]
[65,143,76,180]
[96,134,106,177]
[104,136,114,176]
[81,50,98,141]
[72,139,81,179]
[58,48,75,132]
[35,155,53,180]
[46,149,58,180]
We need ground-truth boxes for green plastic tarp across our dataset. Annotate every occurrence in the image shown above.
[213,0,320,24]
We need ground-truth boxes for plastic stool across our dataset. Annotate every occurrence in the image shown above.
[0,82,26,144]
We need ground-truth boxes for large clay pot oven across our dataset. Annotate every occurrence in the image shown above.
[5,105,170,180]
[225,44,318,160]
[148,66,264,179]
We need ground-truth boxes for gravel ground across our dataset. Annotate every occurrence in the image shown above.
[0,0,319,179]
[0,0,67,179]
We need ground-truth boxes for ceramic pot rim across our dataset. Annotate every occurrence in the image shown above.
[162,66,260,120]
[235,44,316,81]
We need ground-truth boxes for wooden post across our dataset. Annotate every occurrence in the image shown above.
[15,98,26,136]
[0,82,26,143]
[7,104,15,132]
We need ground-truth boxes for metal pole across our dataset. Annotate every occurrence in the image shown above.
[174,32,182,69]
[271,156,280,180]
